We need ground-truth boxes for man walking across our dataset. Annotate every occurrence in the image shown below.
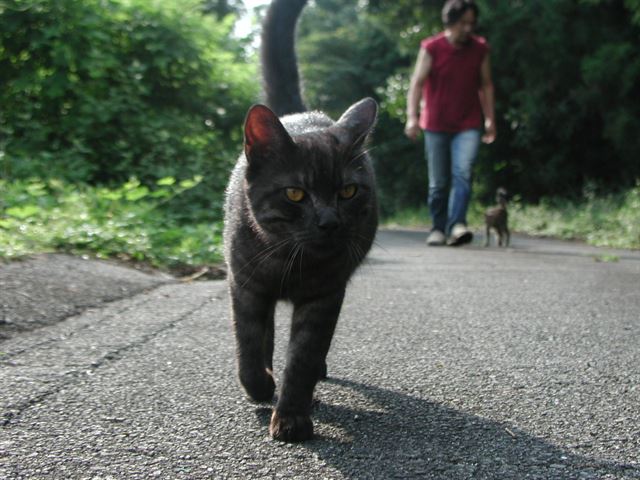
[405,0,496,246]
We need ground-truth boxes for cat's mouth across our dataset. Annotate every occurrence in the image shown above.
[295,233,351,256]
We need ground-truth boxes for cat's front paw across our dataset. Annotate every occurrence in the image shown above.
[269,410,314,442]
[240,368,275,403]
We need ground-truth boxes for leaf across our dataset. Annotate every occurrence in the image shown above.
[157,177,176,186]
[179,176,203,189]
[6,205,41,219]
[125,186,150,201]
[101,191,123,201]
[26,182,47,197]
[123,178,141,191]
[151,190,172,198]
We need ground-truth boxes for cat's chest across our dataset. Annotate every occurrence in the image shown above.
[285,253,349,292]
[234,244,352,299]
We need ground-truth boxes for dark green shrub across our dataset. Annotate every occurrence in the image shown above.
[0,0,257,217]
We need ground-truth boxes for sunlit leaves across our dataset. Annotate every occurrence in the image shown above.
[1,0,257,216]
[5,205,42,220]
[0,177,222,268]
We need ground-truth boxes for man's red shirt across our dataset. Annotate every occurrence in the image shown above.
[419,32,489,132]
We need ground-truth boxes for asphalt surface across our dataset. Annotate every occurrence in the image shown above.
[1,230,639,479]
[0,254,172,341]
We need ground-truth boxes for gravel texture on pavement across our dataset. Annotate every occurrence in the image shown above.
[0,254,172,341]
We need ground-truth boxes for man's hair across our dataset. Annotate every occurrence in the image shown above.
[442,0,479,26]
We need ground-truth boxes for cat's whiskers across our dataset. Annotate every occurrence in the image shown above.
[237,237,291,274]
[346,242,359,269]
[279,242,302,294]
[371,240,388,253]
[351,241,366,264]
[349,238,378,274]
[239,238,292,288]
[298,246,305,282]
[353,232,388,254]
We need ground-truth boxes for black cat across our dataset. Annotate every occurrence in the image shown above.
[223,0,378,442]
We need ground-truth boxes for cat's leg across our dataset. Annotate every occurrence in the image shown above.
[484,224,491,247]
[317,360,328,381]
[269,289,344,442]
[264,306,275,374]
[504,226,510,247]
[231,286,276,403]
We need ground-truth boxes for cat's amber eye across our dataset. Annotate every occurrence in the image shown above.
[285,188,305,202]
[339,184,357,200]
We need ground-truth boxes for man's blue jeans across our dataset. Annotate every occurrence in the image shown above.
[424,129,481,235]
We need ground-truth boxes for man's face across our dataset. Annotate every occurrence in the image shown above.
[450,9,476,44]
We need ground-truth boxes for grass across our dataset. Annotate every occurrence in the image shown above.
[2,178,638,275]
[0,177,223,274]
[383,182,640,250]
[382,203,487,231]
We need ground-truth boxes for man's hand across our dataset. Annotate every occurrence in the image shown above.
[482,119,496,144]
[404,118,421,141]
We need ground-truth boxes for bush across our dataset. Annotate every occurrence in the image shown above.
[509,181,640,250]
[0,177,223,269]
[0,0,257,217]
[474,0,640,201]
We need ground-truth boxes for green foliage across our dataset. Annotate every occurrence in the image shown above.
[0,177,223,268]
[372,72,428,217]
[467,0,639,201]
[383,182,640,250]
[297,1,403,118]
[0,0,257,216]
[365,0,441,55]
[201,0,245,19]
[509,181,640,250]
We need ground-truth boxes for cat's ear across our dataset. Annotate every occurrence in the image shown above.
[244,104,294,162]
[334,97,378,148]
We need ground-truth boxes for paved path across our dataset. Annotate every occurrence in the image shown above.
[0,254,172,341]
[1,231,639,479]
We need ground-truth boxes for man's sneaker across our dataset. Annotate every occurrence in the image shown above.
[447,223,473,246]
[426,229,446,246]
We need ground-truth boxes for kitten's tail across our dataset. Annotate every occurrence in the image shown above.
[261,0,308,116]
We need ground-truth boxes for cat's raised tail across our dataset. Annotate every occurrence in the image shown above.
[261,0,308,117]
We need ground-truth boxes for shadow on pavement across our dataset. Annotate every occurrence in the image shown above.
[258,378,639,479]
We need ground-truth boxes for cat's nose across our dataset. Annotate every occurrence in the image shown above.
[317,209,340,232]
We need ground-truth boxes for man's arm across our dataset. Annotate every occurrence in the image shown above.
[479,53,496,144]
[405,47,432,141]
